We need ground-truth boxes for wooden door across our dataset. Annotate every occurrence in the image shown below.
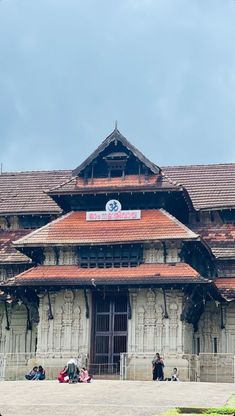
[92,293,128,374]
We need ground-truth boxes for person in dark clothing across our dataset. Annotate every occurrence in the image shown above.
[67,359,79,383]
[25,366,38,380]
[152,353,164,381]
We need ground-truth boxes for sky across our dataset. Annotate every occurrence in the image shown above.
[0,0,235,172]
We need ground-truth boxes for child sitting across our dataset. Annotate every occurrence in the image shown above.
[171,367,179,381]
[78,367,91,383]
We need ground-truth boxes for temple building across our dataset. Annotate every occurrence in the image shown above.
[0,128,235,378]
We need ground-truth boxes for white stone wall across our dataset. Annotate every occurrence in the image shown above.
[44,247,77,265]
[196,301,235,355]
[37,289,90,357]
[128,289,187,354]
[0,302,37,355]
[196,301,221,353]
[143,244,181,264]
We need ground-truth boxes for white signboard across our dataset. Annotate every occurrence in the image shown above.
[86,199,141,221]
[86,210,141,221]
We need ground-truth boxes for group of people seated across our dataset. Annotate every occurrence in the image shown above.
[58,359,91,384]
[25,359,91,383]
[25,365,45,380]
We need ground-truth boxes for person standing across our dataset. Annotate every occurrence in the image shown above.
[152,353,164,381]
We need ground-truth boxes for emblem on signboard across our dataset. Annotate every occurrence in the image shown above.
[105,200,122,213]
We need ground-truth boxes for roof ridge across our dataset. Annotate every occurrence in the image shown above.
[47,177,76,192]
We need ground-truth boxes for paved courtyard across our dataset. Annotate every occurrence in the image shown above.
[0,380,234,416]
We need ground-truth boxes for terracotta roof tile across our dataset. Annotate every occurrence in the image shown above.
[13,209,199,246]
[191,224,235,259]
[1,162,235,215]
[215,278,235,300]
[48,174,180,193]
[0,230,32,264]
[6,263,202,286]
[0,170,71,215]
[163,164,235,210]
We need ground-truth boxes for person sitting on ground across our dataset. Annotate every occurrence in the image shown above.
[25,366,38,380]
[33,365,46,380]
[171,367,179,381]
[58,366,69,383]
[78,367,91,383]
[67,359,79,383]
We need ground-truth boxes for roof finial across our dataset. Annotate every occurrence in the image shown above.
[115,120,118,131]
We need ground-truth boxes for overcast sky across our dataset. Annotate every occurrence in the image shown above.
[0,0,235,172]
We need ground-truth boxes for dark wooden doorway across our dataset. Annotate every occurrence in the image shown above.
[91,292,128,375]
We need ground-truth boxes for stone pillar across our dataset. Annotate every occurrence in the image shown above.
[62,290,74,353]
[37,294,49,353]
[47,294,56,352]
[128,291,137,352]
[155,305,163,352]
[145,290,156,351]
[137,306,145,352]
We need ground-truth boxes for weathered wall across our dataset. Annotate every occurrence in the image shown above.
[36,289,90,357]
[0,302,37,355]
[128,289,188,354]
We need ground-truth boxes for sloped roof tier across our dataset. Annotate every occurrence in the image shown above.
[0,164,235,214]
[163,163,235,210]
[215,278,235,300]
[48,174,180,194]
[13,209,199,247]
[0,170,71,215]
[0,230,32,264]
[191,224,235,259]
[4,263,204,286]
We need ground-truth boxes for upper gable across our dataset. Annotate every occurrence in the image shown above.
[72,128,161,179]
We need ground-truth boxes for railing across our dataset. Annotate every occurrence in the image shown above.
[1,352,235,382]
[88,363,119,378]
[0,352,88,381]
[199,353,235,383]
[120,352,235,383]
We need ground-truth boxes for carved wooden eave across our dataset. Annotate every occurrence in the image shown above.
[180,281,224,331]
[72,128,161,177]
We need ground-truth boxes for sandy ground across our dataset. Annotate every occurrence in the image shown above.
[0,380,234,416]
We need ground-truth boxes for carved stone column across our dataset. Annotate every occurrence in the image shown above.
[72,304,81,354]
[47,294,56,352]
[155,304,163,352]
[128,291,137,352]
[137,306,145,352]
[169,302,178,352]
[62,290,74,353]
[145,290,156,351]
[37,294,49,353]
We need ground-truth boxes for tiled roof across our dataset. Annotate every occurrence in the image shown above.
[215,278,235,300]
[4,263,203,286]
[0,230,32,264]
[163,163,235,210]
[0,170,71,215]
[191,224,235,259]
[0,163,235,215]
[13,209,199,246]
[48,174,180,193]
